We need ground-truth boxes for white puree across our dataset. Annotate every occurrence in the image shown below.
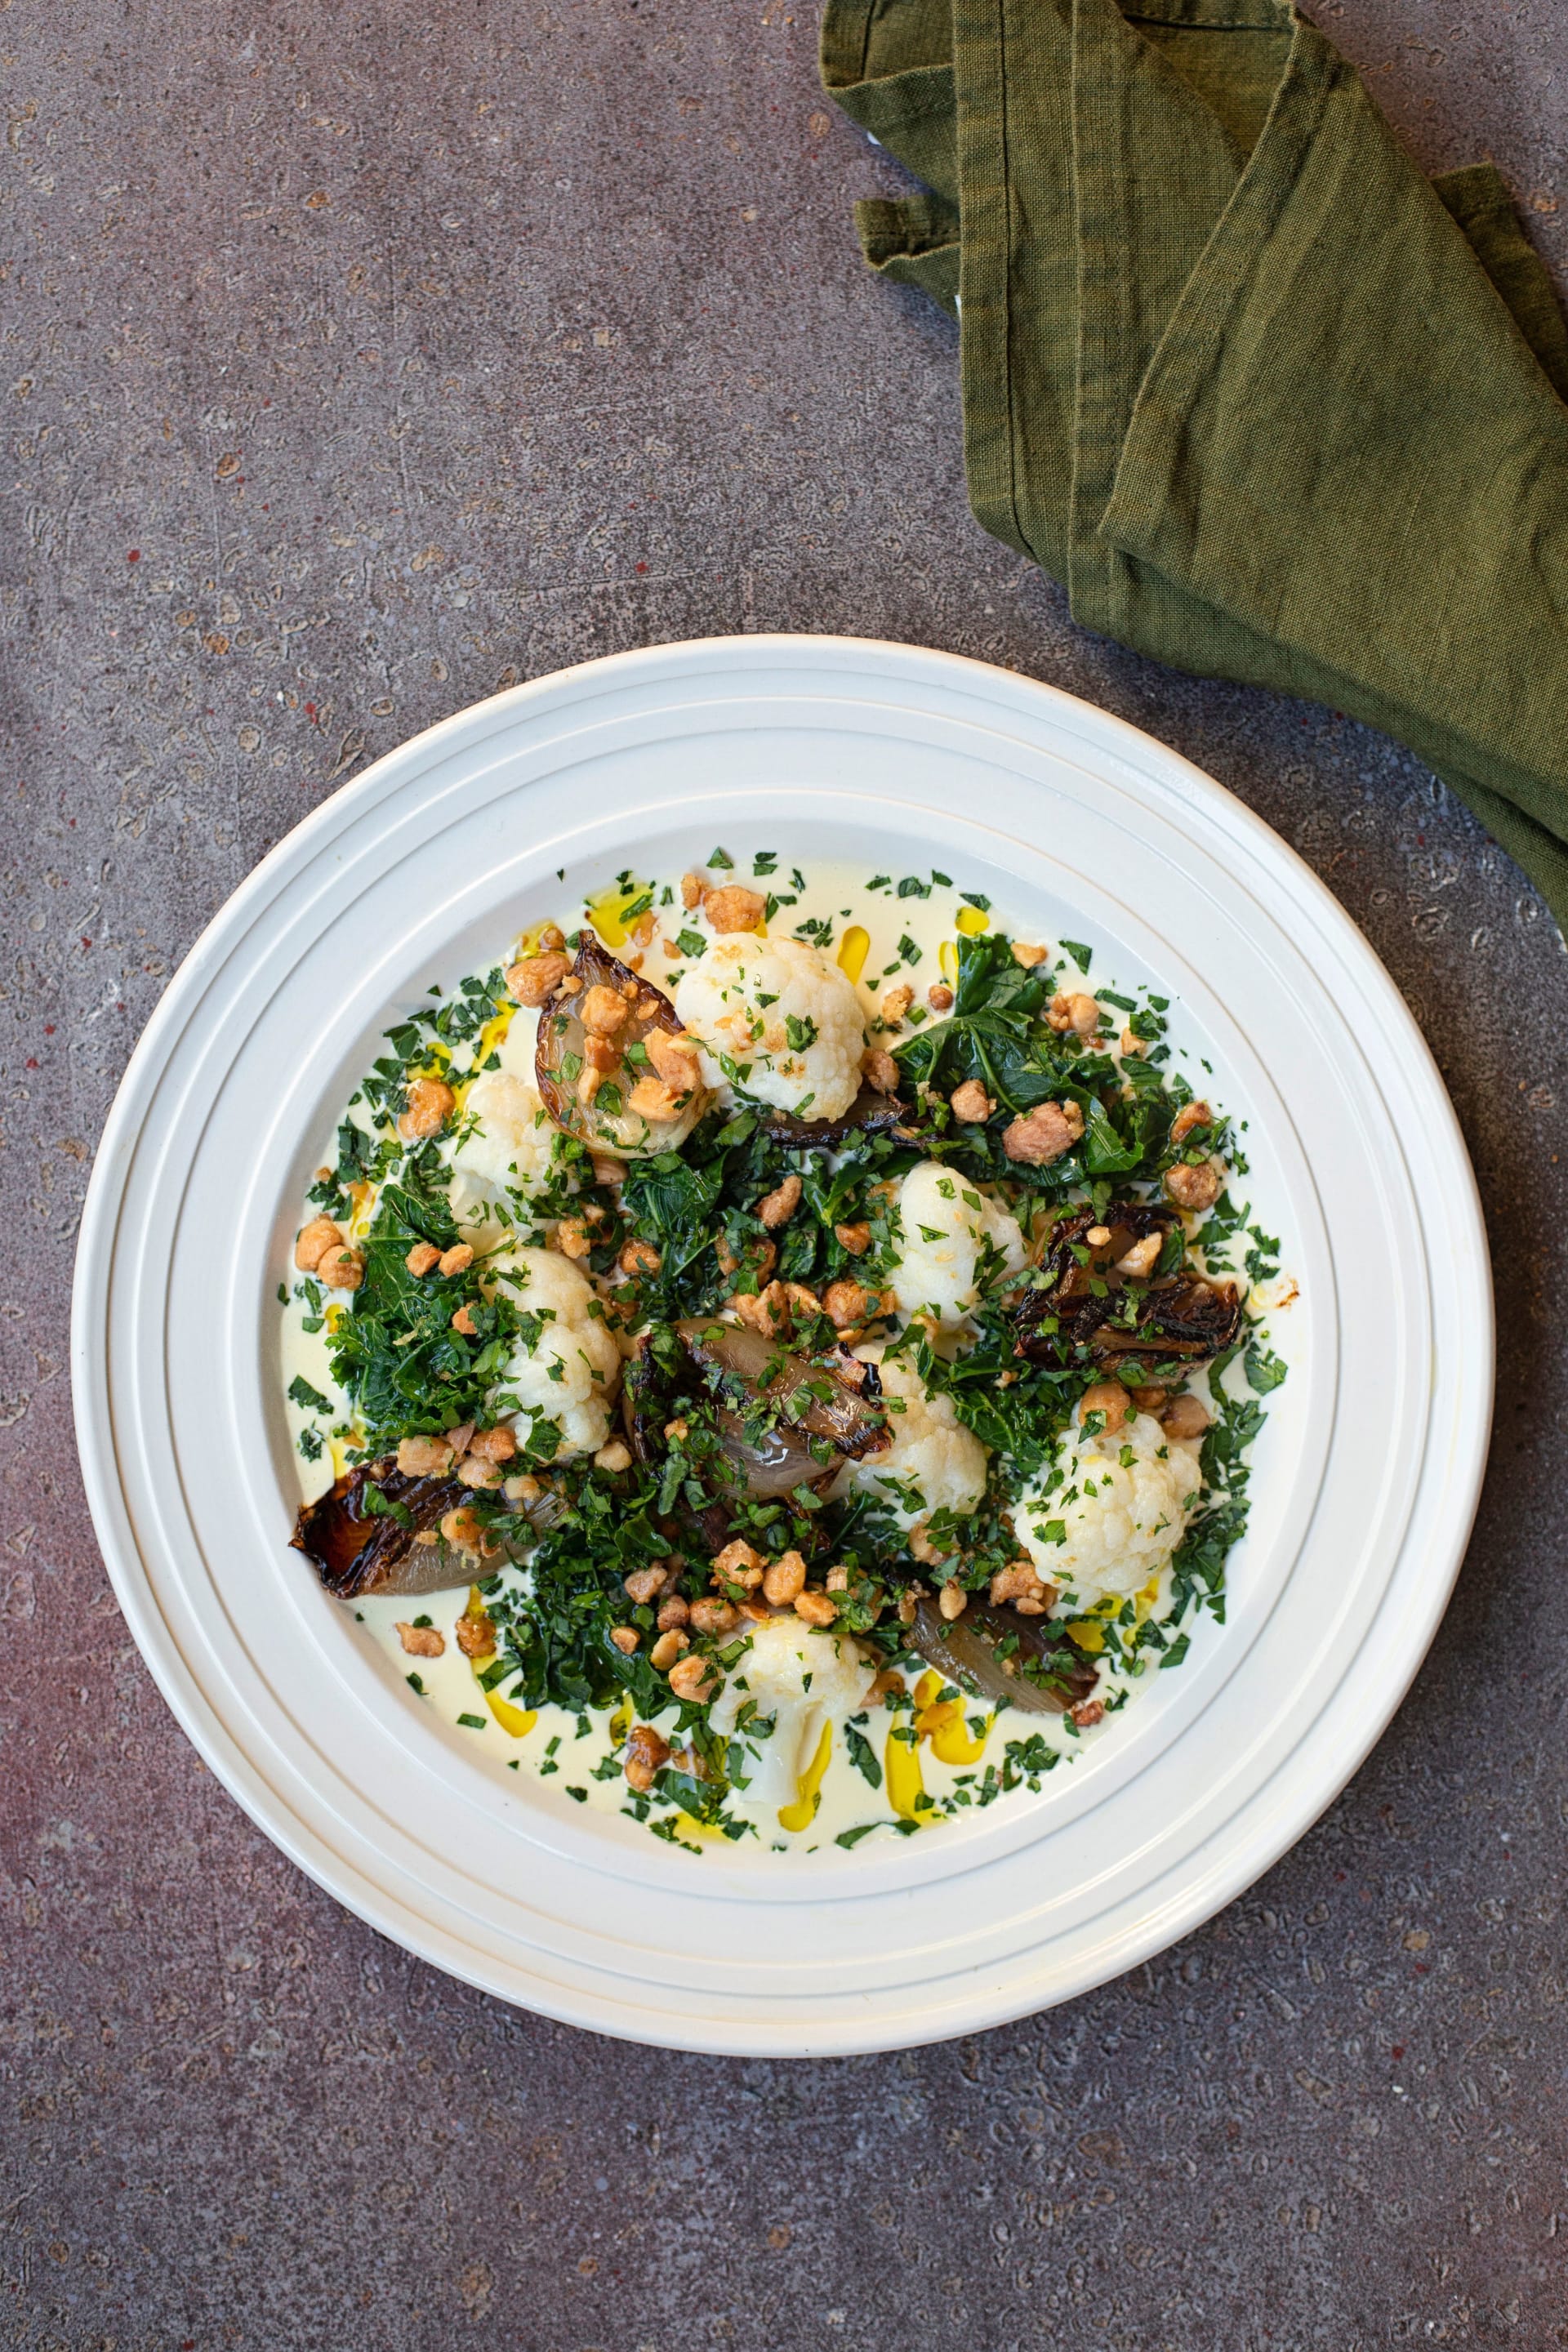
[279,856,1292,1852]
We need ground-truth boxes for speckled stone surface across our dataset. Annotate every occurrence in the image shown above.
[4,2,1567,2345]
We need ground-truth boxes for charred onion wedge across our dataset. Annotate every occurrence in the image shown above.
[291,1462,560,1600]
[760,1085,916,1147]
[1010,1201,1241,1370]
[621,1320,889,1521]
[535,934,706,1159]
[908,1592,1099,1717]
[676,1316,889,1462]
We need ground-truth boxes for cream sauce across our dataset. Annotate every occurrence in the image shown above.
[279,854,1297,1855]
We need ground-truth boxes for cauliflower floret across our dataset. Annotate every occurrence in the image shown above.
[447,1068,559,1248]
[706,1613,878,1815]
[833,1352,988,1528]
[888,1160,1026,1325]
[674,935,866,1120]
[1013,1411,1202,1603]
[485,1245,621,1460]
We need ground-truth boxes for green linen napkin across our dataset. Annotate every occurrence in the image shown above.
[822,0,1568,924]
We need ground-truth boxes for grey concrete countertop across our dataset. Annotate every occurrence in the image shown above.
[4,2,1566,2345]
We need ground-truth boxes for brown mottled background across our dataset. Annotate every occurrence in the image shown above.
[4,2,1566,2345]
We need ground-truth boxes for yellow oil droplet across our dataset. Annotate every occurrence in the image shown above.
[939,938,959,983]
[1066,1619,1104,1652]
[465,1584,537,1738]
[345,1178,376,1239]
[1134,1575,1162,1626]
[486,1689,537,1739]
[510,916,557,960]
[584,876,653,949]
[885,1716,927,1823]
[955,904,989,937]
[837,925,871,984]
[452,1004,515,1111]
[913,1670,990,1766]
[609,1695,634,1746]
[778,1721,832,1832]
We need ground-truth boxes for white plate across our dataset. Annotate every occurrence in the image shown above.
[71,635,1493,2055]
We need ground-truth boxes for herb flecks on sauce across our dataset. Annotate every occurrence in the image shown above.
[280,862,1290,1853]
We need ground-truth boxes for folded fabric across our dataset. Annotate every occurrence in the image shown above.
[822,0,1568,925]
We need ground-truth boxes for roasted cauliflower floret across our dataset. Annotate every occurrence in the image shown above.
[706,1613,878,1813]
[448,1067,559,1226]
[833,1352,989,1528]
[888,1160,1026,1325]
[1013,1410,1202,1603]
[485,1245,621,1460]
[674,935,867,1120]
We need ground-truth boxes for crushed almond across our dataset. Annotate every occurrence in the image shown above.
[295,1216,343,1272]
[756,1173,803,1228]
[398,1076,455,1141]
[1001,1099,1085,1166]
[624,1724,671,1792]
[703,883,767,933]
[396,1621,445,1658]
[506,952,570,1005]
[318,1244,365,1290]
[455,1608,495,1659]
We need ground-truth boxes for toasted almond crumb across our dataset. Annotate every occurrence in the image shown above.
[1170,1099,1212,1143]
[396,1621,445,1658]
[318,1244,365,1290]
[1116,1232,1162,1279]
[626,1073,681,1121]
[1165,1159,1223,1211]
[1079,1379,1130,1434]
[581,983,630,1037]
[949,1078,992,1123]
[1161,1393,1210,1441]
[1047,991,1101,1038]
[397,1435,454,1478]
[756,1173,803,1228]
[624,1724,671,1791]
[455,1608,495,1659]
[703,883,767,933]
[667,1650,717,1701]
[760,1549,807,1606]
[295,1216,343,1272]
[398,1076,455,1141]
[714,1537,766,1588]
[506,952,570,1005]
[1001,1099,1085,1166]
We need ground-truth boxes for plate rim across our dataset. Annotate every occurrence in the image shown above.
[70,631,1495,2053]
